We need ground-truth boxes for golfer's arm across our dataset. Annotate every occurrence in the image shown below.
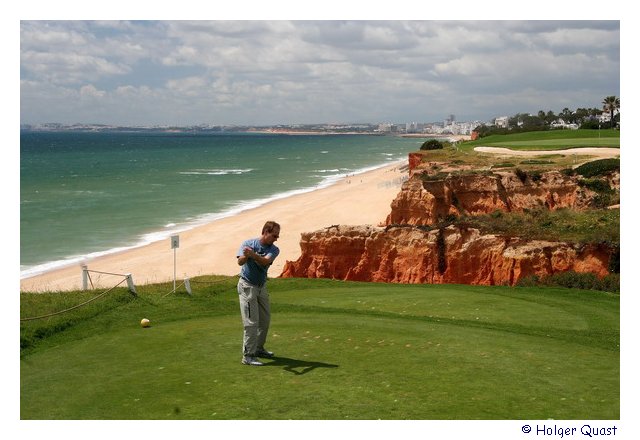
[237,252,272,267]
[242,248,273,267]
[249,252,273,267]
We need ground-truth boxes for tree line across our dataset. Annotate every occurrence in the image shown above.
[474,96,620,137]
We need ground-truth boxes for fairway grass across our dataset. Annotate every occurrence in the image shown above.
[462,129,620,151]
[477,138,620,150]
[20,278,619,420]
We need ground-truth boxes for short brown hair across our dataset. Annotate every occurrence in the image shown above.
[262,221,280,234]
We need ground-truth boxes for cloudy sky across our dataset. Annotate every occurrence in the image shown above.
[20,18,620,126]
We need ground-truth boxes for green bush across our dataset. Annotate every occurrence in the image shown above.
[420,139,444,150]
[577,177,618,208]
[575,158,620,178]
[516,271,619,293]
[520,159,554,165]
[608,245,620,273]
[528,170,543,182]
[579,178,612,193]
[492,162,516,169]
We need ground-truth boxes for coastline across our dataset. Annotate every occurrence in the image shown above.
[20,162,407,292]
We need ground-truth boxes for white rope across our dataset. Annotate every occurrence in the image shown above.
[21,277,129,321]
[162,280,187,298]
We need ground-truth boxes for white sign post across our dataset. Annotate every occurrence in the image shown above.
[171,235,180,291]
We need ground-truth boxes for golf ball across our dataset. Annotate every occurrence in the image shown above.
[140,318,150,328]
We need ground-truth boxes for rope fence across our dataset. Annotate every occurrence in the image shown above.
[82,265,137,294]
[21,277,130,322]
[21,267,138,322]
[162,276,235,297]
[21,265,237,321]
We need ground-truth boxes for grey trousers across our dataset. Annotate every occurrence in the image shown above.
[237,277,271,357]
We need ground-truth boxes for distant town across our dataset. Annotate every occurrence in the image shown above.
[21,107,618,137]
[20,115,483,136]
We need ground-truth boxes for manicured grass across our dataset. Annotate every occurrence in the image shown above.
[412,130,620,171]
[20,277,619,420]
[462,129,620,151]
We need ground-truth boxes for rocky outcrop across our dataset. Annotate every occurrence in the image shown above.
[280,161,618,286]
[280,225,612,285]
[386,170,596,226]
[408,152,423,175]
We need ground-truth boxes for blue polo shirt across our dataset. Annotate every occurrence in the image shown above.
[237,238,280,286]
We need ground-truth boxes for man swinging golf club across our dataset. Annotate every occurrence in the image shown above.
[236,221,280,366]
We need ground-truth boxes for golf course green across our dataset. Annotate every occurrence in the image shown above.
[20,277,619,420]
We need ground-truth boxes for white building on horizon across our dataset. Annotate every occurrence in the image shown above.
[494,116,509,128]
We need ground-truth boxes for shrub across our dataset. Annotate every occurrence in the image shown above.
[420,139,444,150]
[598,273,620,293]
[528,170,543,182]
[575,158,620,178]
[516,271,619,293]
[492,162,516,169]
[577,177,618,208]
[608,244,620,273]
[579,178,612,193]
[547,272,601,290]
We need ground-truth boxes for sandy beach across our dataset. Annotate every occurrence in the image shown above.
[20,162,407,292]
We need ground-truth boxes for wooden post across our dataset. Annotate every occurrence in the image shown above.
[126,274,137,295]
[82,265,89,290]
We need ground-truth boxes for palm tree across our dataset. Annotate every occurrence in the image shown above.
[602,96,620,129]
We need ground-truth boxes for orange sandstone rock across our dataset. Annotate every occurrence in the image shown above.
[280,225,612,286]
[280,166,617,286]
[385,170,596,226]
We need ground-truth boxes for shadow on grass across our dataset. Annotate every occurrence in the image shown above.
[263,356,339,375]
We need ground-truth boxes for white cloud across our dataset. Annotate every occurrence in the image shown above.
[20,20,620,126]
[79,84,106,98]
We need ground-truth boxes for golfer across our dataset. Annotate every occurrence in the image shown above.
[236,221,281,366]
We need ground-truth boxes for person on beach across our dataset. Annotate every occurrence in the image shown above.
[236,221,281,366]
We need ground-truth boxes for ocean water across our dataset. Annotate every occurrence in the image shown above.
[20,131,422,277]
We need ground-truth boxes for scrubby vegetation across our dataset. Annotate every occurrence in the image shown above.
[406,134,620,294]
[417,207,620,293]
[574,158,620,178]
[420,139,444,150]
[517,271,620,293]
[452,208,619,251]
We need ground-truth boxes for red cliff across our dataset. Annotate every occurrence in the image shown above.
[280,225,612,286]
[386,170,596,226]
[280,164,617,286]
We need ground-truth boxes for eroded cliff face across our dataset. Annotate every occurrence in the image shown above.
[385,170,596,226]
[280,225,612,285]
[280,166,617,286]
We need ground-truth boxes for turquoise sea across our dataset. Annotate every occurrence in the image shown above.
[20,131,423,278]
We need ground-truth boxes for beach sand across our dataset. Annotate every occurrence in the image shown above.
[20,163,407,292]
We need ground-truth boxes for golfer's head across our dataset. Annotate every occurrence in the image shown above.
[262,221,280,244]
